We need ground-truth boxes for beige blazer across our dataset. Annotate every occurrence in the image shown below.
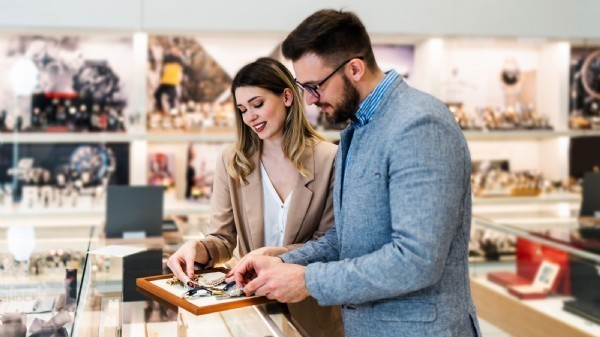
[201,139,343,337]
[202,139,336,261]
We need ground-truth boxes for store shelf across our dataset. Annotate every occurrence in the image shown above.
[0,199,211,221]
[463,130,600,141]
[3,129,599,145]
[0,132,141,144]
[473,193,581,205]
[0,130,344,143]
[0,131,237,144]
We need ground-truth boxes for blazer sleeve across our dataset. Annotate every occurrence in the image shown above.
[200,149,237,266]
[304,115,470,305]
[280,225,339,265]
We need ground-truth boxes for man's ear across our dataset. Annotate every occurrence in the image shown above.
[346,58,366,82]
[283,88,293,107]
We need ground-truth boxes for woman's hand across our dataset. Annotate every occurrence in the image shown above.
[166,240,209,281]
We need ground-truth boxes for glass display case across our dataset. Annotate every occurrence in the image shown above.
[71,230,301,337]
[470,214,600,337]
[0,219,301,337]
[0,222,95,337]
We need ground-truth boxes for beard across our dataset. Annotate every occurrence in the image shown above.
[319,75,360,124]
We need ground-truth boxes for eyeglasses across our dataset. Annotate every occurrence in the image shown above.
[295,56,364,99]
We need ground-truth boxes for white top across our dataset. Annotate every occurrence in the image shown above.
[260,163,293,247]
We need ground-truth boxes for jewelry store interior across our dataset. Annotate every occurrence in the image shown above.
[1,1,600,336]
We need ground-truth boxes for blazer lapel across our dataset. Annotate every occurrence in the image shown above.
[284,145,314,245]
[241,151,264,250]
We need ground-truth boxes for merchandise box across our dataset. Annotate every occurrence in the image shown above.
[507,260,562,300]
[487,271,530,288]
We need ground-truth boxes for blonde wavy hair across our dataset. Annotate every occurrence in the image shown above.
[228,57,324,184]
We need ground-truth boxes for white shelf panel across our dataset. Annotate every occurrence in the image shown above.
[0,200,210,221]
[0,132,142,143]
[2,129,598,144]
[473,193,581,205]
[145,132,235,143]
[464,129,600,140]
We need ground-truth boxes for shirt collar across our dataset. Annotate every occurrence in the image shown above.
[352,69,400,128]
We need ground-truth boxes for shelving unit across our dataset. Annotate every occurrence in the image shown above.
[0,2,596,222]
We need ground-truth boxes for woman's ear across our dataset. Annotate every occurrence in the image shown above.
[283,88,294,107]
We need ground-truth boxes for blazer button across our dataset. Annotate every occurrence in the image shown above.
[342,305,356,310]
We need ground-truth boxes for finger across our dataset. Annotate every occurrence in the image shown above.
[244,276,267,296]
[185,256,195,278]
[168,257,187,281]
[233,259,253,285]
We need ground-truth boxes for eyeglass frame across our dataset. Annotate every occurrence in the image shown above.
[294,56,365,99]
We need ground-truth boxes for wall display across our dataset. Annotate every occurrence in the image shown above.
[148,152,176,189]
[0,142,129,208]
[570,47,600,130]
[186,143,227,200]
[471,159,544,197]
[441,40,551,131]
[0,35,134,132]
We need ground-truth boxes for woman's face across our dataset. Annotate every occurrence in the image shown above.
[235,86,292,141]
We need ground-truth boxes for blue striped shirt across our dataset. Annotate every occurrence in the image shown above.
[343,70,400,189]
[352,70,399,128]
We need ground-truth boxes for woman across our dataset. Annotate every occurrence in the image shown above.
[167,57,342,337]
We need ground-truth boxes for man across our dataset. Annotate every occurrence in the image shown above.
[229,9,481,337]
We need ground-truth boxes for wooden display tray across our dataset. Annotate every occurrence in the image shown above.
[136,267,274,315]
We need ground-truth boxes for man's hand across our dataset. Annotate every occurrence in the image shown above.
[166,240,208,281]
[226,255,310,303]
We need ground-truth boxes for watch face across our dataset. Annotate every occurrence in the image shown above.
[501,58,521,86]
[501,71,520,86]
[73,61,120,101]
[582,50,600,100]
[69,145,115,184]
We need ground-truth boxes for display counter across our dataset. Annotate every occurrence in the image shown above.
[0,221,300,337]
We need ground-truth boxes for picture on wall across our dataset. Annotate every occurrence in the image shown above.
[186,143,228,200]
[569,47,600,129]
[148,152,176,189]
[147,36,234,132]
[0,142,129,208]
[0,35,134,132]
[147,35,287,133]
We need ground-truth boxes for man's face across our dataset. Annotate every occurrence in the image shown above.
[293,53,360,124]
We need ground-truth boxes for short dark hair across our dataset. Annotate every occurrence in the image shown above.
[282,9,377,71]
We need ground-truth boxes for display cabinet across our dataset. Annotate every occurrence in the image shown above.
[0,222,96,337]
[72,232,301,337]
[470,214,600,337]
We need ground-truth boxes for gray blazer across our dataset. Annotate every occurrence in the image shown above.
[281,76,482,337]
